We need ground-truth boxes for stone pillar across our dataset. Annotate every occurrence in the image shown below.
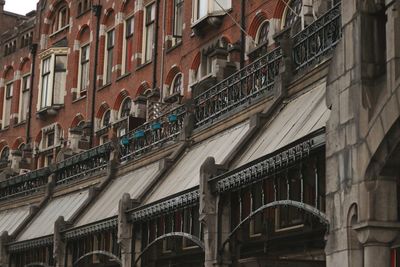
[354,221,400,267]
[54,216,69,267]
[118,193,140,267]
[0,232,10,267]
[199,157,229,267]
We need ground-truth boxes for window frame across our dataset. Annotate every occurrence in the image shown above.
[173,0,184,39]
[104,29,115,84]
[19,73,31,122]
[122,15,134,74]
[143,3,156,64]
[78,43,90,96]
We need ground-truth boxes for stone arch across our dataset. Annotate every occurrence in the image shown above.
[121,0,135,14]
[365,118,400,180]
[102,8,115,27]
[76,24,90,43]
[70,114,85,129]
[165,66,182,86]
[113,89,131,111]
[347,203,363,267]
[190,52,201,71]
[249,11,268,40]
[43,0,69,35]
[2,65,14,80]
[96,102,110,120]
[135,82,150,97]
[18,57,31,73]
[11,137,25,150]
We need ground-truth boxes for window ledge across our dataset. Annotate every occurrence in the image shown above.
[14,121,27,128]
[166,41,182,54]
[36,105,64,119]
[49,25,70,38]
[191,11,230,36]
[98,83,112,91]
[72,95,87,103]
[136,60,152,71]
[116,72,131,82]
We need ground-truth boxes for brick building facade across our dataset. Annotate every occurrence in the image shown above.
[1,0,399,267]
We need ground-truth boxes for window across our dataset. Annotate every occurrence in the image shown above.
[102,109,111,128]
[46,131,55,148]
[3,82,13,128]
[250,185,264,235]
[77,0,91,15]
[144,3,155,63]
[192,0,231,22]
[0,147,9,162]
[173,0,183,39]
[79,44,90,95]
[40,58,51,109]
[256,21,269,46]
[21,32,33,48]
[104,29,115,84]
[19,74,31,122]
[171,73,183,95]
[52,6,69,32]
[38,49,68,110]
[120,98,131,118]
[4,40,16,56]
[183,207,200,248]
[123,17,134,73]
[283,0,302,29]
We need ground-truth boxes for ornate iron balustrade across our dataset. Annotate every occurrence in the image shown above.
[129,187,199,222]
[194,47,282,128]
[54,142,113,185]
[210,129,325,194]
[0,167,50,201]
[292,2,341,72]
[120,105,186,161]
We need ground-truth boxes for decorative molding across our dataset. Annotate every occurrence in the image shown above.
[64,218,118,240]
[8,236,53,252]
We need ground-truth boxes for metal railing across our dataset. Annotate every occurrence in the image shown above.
[54,142,112,185]
[0,167,50,201]
[292,2,341,72]
[119,105,186,161]
[194,47,282,128]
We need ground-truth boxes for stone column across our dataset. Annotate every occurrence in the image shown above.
[118,193,140,267]
[199,157,229,267]
[54,216,69,267]
[0,232,10,267]
[354,221,400,267]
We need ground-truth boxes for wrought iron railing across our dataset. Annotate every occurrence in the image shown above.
[194,47,282,128]
[292,2,341,72]
[119,105,186,161]
[0,167,50,201]
[54,142,112,185]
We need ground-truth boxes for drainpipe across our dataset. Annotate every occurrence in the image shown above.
[159,0,167,101]
[152,0,161,90]
[26,43,38,145]
[240,0,246,68]
[89,4,102,148]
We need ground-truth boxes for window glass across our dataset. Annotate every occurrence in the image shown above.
[172,73,183,94]
[106,30,115,83]
[102,110,111,127]
[257,22,269,45]
[145,4,155,62]
[120,98,131,118]
[173,0,183,38]
[80,45,90,92]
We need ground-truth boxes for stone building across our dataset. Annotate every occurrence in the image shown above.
[0,0,397,266]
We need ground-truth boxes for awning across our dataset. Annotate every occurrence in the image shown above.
[0,206,30,236]
[17,190,89,241]
[234,81,329,167]
[75,161,161,227]
[144,121,251,204]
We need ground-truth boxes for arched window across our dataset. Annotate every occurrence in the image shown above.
[52,3,69,33]
[120,98,132,118]
[256,21,269,46]
[283,0,302,30]
[0,147,10,162]
[171,73,183,95]
[102,109,111,128]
